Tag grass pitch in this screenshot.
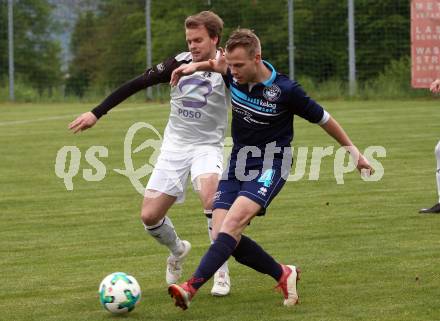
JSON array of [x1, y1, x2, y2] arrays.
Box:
[[0, 100, 439, 321]]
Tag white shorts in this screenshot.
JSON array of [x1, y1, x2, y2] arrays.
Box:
[[145, 145, 223, 203]]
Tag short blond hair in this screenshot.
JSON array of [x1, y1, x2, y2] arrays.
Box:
[[225, 28, 261, 57], [185, 11, 223, 46]]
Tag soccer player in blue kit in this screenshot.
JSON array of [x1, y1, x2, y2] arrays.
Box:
[[168, 28, 374, 310]]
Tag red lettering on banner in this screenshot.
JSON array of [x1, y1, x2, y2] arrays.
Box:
[[411, 0, 440, 87]]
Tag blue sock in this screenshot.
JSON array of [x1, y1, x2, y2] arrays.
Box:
[[232, 234, 283, 281], [190, 232, 237, 290]]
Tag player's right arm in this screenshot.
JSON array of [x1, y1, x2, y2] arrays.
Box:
[[430, 79, 440, 93], [288, 81, 373, 176], [68, 56, 186, 133]]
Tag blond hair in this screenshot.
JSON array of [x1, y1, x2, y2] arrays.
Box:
[[225, 28, 261, 57], [185, 11, 224, 46]]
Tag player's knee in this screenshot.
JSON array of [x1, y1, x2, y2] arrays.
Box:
[[211, 223, 221, 240], [199, 189, 215, 210], [202, 198, 214, 211], [221, 214, 248, 236], [435, 141, 440, 159], [220, 222, 239, 238], [211, 208, 227, 239], [140, 206, 161, 226]]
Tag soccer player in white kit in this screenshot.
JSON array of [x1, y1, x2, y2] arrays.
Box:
[[419, 78, 440, 214], [68, 11, 232, 295]]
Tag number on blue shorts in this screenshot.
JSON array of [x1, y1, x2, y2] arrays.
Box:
[[258, 169, 275, 187]]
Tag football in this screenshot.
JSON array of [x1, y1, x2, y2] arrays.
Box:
[[98, 272, 141, 314]]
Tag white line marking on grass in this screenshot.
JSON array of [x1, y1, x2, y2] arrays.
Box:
[[0, 107, 149, 126]]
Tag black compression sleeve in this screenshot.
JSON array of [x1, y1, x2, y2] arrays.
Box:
[[90, 56, 182, 119], [91, 74, 147, 119]]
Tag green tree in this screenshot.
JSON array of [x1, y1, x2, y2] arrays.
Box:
[[65, 11, 100, 97], [93, 0, 146, 89], [211, 0, 289, 73], [356, 0, 410, 81], [0, 1, 7, 83], [65, 0, 411, 97], [67, 1, 150, 94], [293, 0, 409, 83], [294, 0, 349, 82], [0, 0, 62, 95], [151, 0, 200, 62]]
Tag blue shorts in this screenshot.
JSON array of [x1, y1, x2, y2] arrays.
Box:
[[213, 155, 289, 215]]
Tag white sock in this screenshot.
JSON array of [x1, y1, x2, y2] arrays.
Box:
[[144, 216, 184, 257], [435, 141, 440, 203], [204, 209, 229, 274]]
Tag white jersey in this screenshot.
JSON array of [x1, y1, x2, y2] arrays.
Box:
[[90, 51, 229, 194], [162, 52, 228, 151], [91, 51, 228, 151]]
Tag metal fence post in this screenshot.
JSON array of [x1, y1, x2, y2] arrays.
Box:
[[348, 0, 356, 96], [145, 0, 152, 99], [288, 0, 295, 80], [8, 0, 15, 101]]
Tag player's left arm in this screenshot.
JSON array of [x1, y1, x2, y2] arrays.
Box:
[[320, 116, 374, 175]]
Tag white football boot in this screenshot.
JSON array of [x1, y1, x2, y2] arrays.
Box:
[[211, 271, 231, 296], [166, 240, 191, 285]]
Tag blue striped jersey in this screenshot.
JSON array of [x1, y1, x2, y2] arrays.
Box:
[[224, 61, 326, 149]]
